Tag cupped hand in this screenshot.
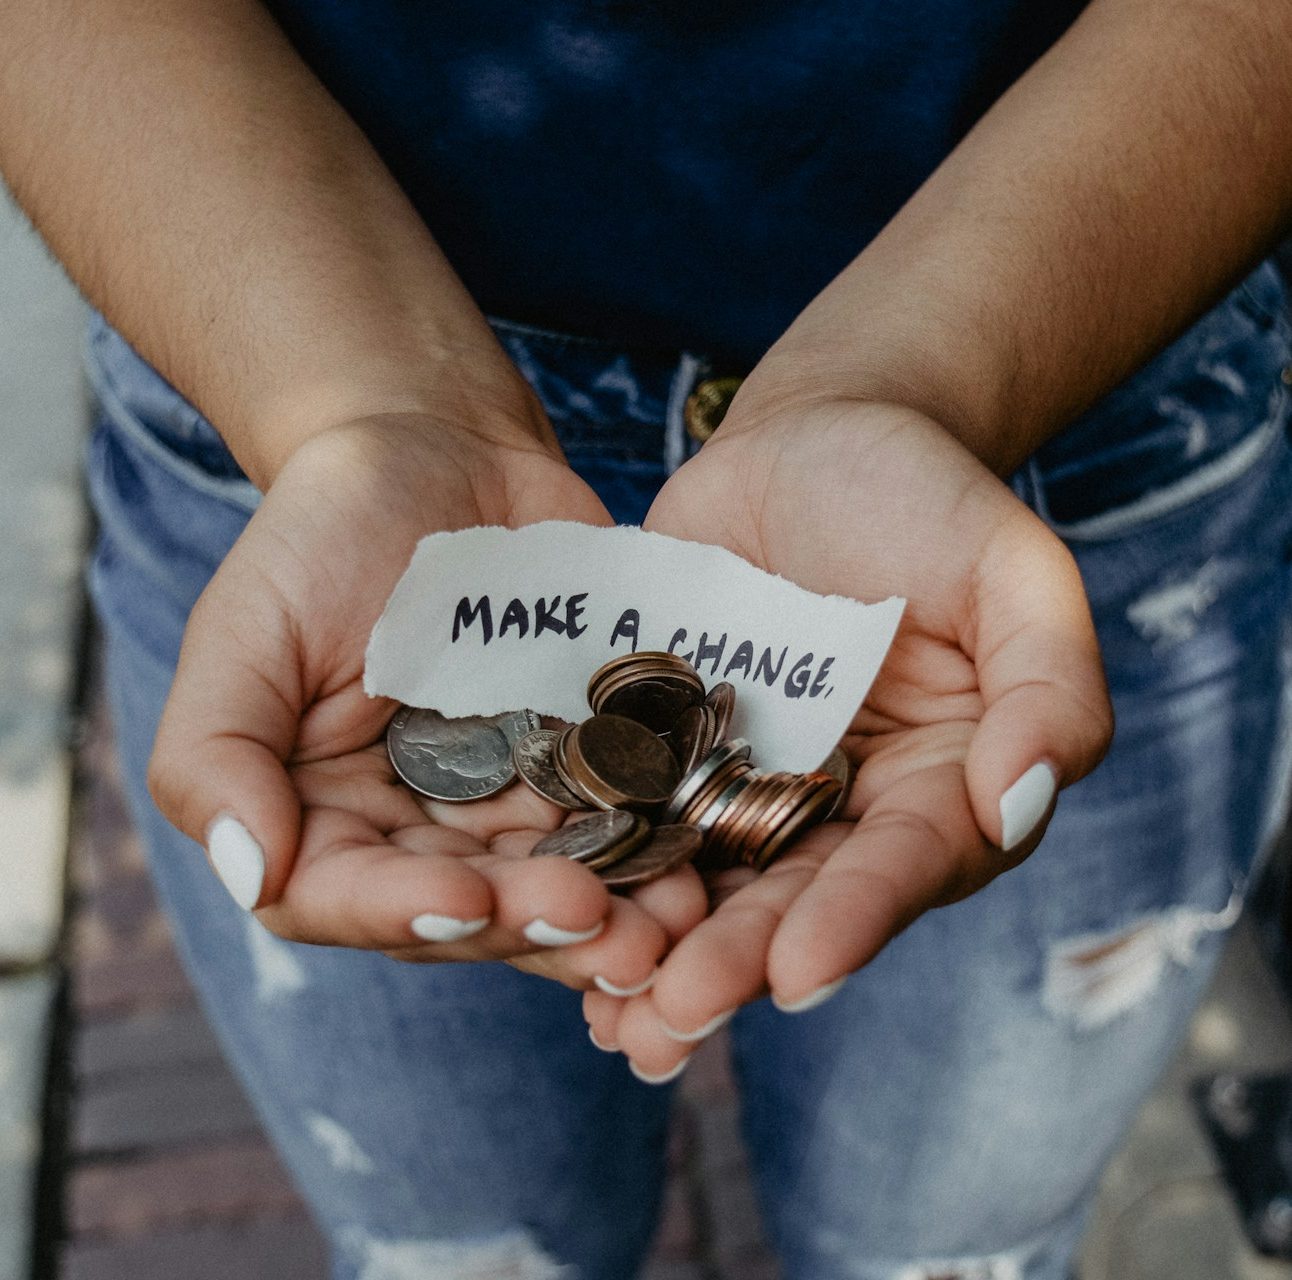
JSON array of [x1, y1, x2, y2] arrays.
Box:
[[148, 412, 707, 992], [587, 399, 1113, 1076]]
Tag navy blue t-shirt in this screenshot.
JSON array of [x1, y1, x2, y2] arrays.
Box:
[[265, 1, 1086, 366]]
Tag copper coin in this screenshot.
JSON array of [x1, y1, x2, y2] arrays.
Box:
[[513, 729, 589, 811], [530, 809, 649, 866], [587, 652, 702, 711], [599, 824, 704, 889], [705, 682, 736, 742], [566, 714, 680, 811], [752, 775, 842, 871], [597, 676, 703, 736], [671, 703, 718, 774], [551, 727, 602, 807]]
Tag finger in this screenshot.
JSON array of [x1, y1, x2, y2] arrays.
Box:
[[583, 989, 625, 1051], [259, 807, 611, 952], [510, 895, 667, 993], [640, 842, 843, 1041], [964, 508, 1113, 851], [767, 763, 982, 1006], [623, 864, 710, 945], [615, 992, 695, 1083], [149, 571, 305, 912]]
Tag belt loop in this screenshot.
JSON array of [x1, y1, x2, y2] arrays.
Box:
[[665, 351, 706, 475]]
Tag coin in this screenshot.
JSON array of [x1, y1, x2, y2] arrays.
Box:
[[530, 809, 650, 868], [705, 682, 736, 742], [387, 707, 539, 802], [671, 703, 718, 774], [513, 729, 589, 811], [564, 714, 681, 813], [751, 773, 842, 871], [819, 745, 851, 819], [663, 738, 753, 823], [599, 824, 704, 889], [597, 676, 703, 736]]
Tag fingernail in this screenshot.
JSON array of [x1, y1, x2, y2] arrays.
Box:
[[662, 1007, 735, 1043], [206, 814, 265, 911], [410, 913, 490, 943], [594, 970, 657, 998], [588, 1026, 618, 1053], [523, 918, 606, 947], [772, 976, 846, 1014], [999, 762, 1057, 851], [629, 1057, 690, 1085]]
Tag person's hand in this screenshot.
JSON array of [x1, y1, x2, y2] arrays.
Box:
[[584, 398, 1113, 1075], [148, 411, 708, 992]]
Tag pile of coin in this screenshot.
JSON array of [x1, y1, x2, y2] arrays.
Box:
[[385, 652, 849, 891]]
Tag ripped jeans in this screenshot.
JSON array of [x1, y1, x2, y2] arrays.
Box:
[[85, 261, 1292, 1280]]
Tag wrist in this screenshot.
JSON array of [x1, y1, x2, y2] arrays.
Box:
[[232, 346, 556, 490]]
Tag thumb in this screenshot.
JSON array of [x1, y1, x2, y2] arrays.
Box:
[[963, 510, 1113, 854], [148, 575, 302, 911]]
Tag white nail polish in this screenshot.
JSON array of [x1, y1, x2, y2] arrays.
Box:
[[588, 1026, 618, 1053], [772, 976, 846, 1014], [409, 913, 490, 943], [594, 970, 657, 998], [629, 1057, 690, 1085], [206, 814, 265, 911], [999, 762, 1058, 851], [662, 1007, 735, 1043], [523, 918, 606, 947]]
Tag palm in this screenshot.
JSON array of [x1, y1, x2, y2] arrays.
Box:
[[153, 415, 706, 985], [587, 402, 1110, 1066]]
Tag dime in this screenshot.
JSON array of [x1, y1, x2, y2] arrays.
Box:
[[564, 714, 681, 813], [530, 809, 649, 868], [670, 703, 718, 774], [512, 729, 589, 811], [599, 824, 704, 889], [387, 707, 539, 802], [663, 738, 753, 823], [705, 682, 736, 742]]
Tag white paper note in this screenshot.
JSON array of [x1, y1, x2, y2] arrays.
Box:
[[364, 522, 904, 772]]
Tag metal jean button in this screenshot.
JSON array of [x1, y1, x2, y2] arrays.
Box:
[[683, 376, 744, 443]]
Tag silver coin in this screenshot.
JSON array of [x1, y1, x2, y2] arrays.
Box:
[[530, 809, 647, 865], [386, 706, 540, 802], [513, 729, 588, 811], [662, 738, 752, 823]]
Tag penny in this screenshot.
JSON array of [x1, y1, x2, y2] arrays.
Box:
[[565, 714, 680, 812], [751, 774, 842, 871], [387, 706, 539, 802], [599, 824, 704, 889], [670, 703, 718, 774], [705, 682, 736, 742], [530, 809, 649, 866], [513, 729, 589, 811], [597, 676, 702, 736], [586, 652, 702, 711]]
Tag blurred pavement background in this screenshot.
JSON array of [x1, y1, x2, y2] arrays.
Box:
[[3, 182, 1292, 1280]]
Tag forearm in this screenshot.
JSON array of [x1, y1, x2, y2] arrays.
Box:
[[0, 0, 537, 487], [751, 0, 1292, 474]]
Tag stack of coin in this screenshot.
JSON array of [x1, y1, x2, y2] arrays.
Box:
[[385, 650, 852, 894], [587, 652, 706, 735]]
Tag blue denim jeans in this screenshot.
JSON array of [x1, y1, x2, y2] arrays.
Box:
[[85, 263, 1292, 1280]]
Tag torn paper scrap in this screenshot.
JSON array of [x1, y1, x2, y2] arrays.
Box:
[[364, 522, 904, 772]]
